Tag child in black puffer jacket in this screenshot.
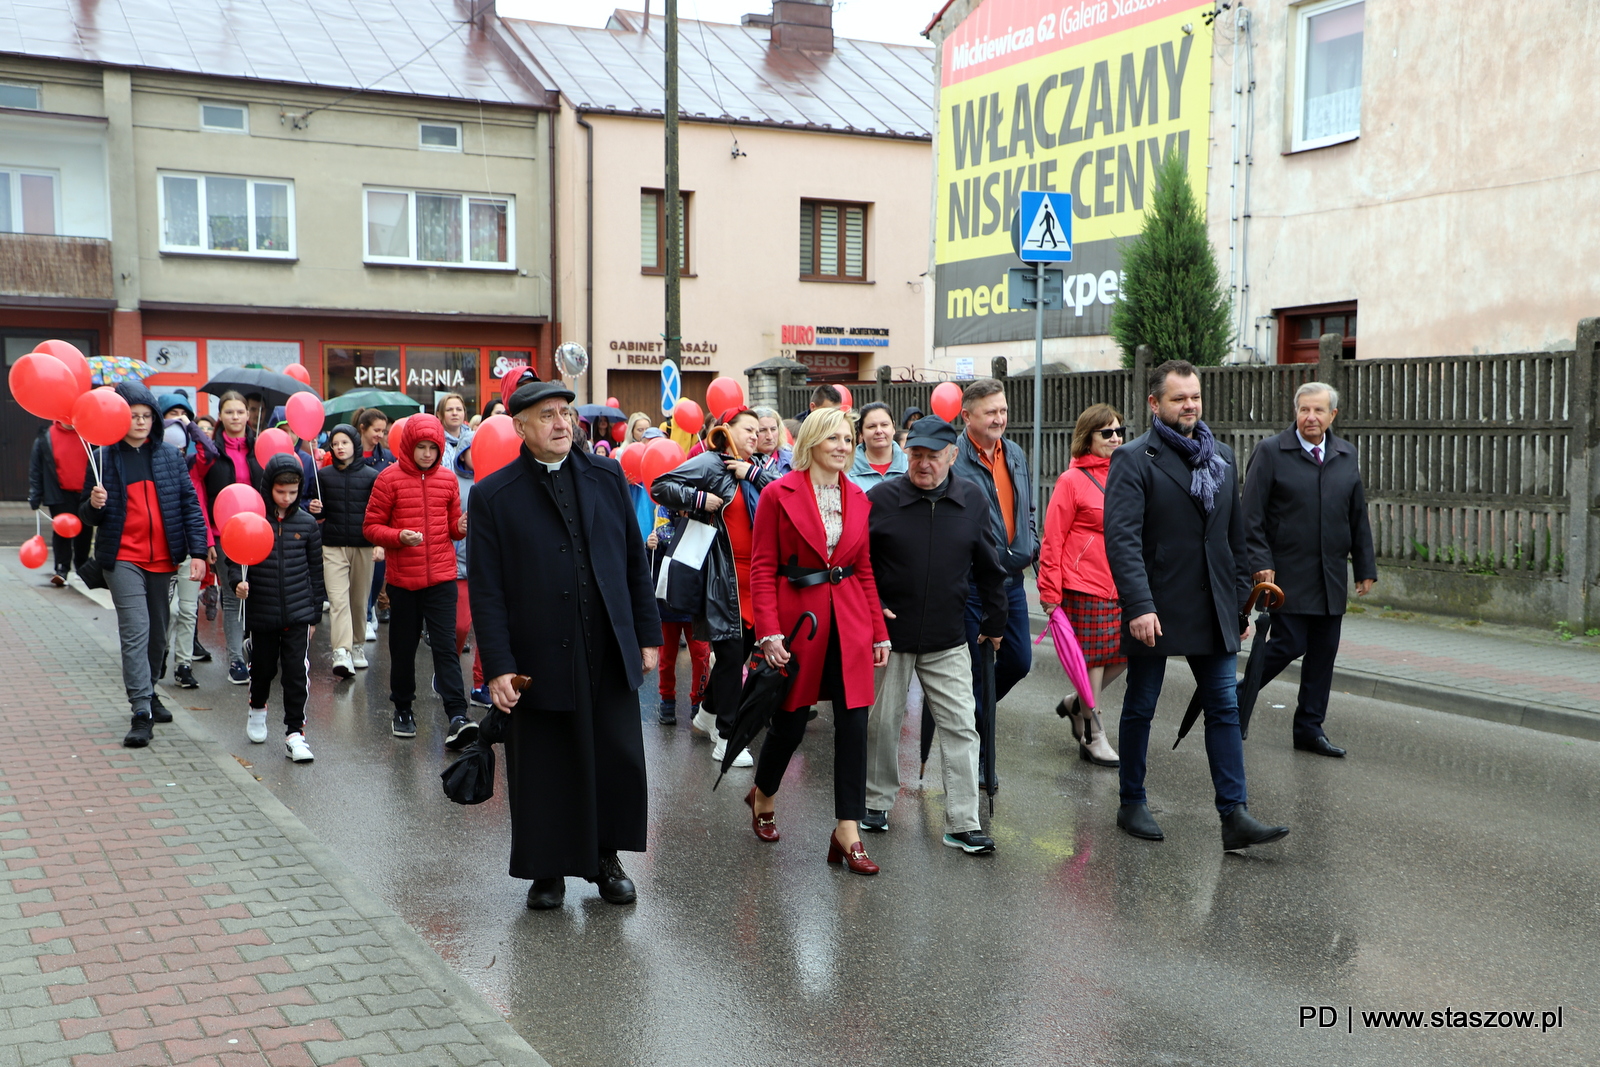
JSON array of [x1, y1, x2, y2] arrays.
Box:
[[227, 452, 325, 761]]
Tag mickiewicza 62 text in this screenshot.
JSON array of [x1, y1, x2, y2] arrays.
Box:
[[1300, 1005, 1564, 1033]]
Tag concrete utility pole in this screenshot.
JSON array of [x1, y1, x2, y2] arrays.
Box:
[[664, 0, 681, 371]]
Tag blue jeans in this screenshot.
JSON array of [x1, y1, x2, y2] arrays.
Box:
[[1119, 654, 1247, 815]]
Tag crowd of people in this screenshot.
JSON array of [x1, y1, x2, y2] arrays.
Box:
[[38, 357, 1377, 909]]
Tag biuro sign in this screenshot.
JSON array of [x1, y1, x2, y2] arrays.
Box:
[[934, 0, 1212, 346]]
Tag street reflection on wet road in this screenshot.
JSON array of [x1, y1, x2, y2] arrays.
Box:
[[169, 620, 1596, 1067]]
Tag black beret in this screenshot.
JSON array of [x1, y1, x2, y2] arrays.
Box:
[[508, 381, 576, 415]]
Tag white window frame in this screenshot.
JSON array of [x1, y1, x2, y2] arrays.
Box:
[[362, 187, 516, 270], [0, 165, 62, 234], [418, 121, 462, 152], [157, 171, 296, 259], [199, 101, 249, 134], [0, 81, 42, 110], [1290, 0, 1365, 153]]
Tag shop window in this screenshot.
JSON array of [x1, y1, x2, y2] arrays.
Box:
[[0, 82, 40, 109], [1277, 302, 1357, 363], [323, 344, 482, 418], [364, 188, 513, 268], [641, 189, 689, 274], [200, 102, 248, 133], [403, 347, 478, 415], [159, 172, 293, 257], [324, 345, 402, 399], [1292, 0, 1364, 151], [0, 167, 57, 234], [419, 122, 461, 151], [800, 200, 867, 281]]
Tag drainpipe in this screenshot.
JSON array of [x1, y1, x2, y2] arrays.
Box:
[[576, 112, 595, 401]]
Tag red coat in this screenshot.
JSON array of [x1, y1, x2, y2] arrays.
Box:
[[750, 469, 888, 712], [363, 414, 464, 590], [1038, 453, 1116, 601]]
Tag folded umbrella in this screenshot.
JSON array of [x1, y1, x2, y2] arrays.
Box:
[[713, 612, 817, 790], [1034, 607, 1096, 710], [202, 366, 318, 419], [322, 388, 423, 432], [439, 676, 526, 805], [1173, 582, 1285, 750], [977, 641, 998, 814]]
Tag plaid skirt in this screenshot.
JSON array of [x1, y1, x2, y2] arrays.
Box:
[[1062, 590, 1125, 668]]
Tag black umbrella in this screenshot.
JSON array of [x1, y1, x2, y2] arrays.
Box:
[[713, 612, 817, 790], [977, 641, 998, 814], [440, 740, 496, 805], [1173, 582, 1285, 750], [201, 367, 319, 421]]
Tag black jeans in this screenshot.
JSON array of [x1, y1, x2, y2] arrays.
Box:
[[49, 501, 91, 575], [706, 624, 755, 741], [754, 625, 868, 822], [387, 582, 467, 721], [1255, 612, 1344, 743], [248, 624, 310, 734]]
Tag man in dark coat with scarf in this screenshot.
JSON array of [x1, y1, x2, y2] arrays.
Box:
[[1241, 381, 1377, 757], [1103, 360, 1290, 852], [468, 381, 661, 910]]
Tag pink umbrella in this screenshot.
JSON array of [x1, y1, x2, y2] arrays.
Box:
[[1035, 607, 1096, 711]]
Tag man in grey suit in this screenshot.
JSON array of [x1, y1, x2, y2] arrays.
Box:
[[1241, 381, 1377, 758], [1103, 360, 1289, 851]]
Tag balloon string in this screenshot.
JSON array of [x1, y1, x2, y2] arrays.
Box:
[[78, 432, 102, 487]]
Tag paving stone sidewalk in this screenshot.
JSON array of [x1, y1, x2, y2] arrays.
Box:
[[0, 565, 548, 1067]]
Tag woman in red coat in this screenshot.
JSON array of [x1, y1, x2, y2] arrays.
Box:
[[747, 407, 891, 874], [1038, 403, 1125, 767]]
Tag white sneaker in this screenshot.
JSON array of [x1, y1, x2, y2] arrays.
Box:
[[711, 737, 754, 767], [691, 708, 718, 740], [352, 646, 368, 669], [246, 709, 268, 744], [365, 619, 378, 642], [331, 648, 354, 679], [285, 732, 314, 763]]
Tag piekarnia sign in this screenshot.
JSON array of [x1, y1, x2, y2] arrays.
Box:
[[934, 0, 1212, 346]]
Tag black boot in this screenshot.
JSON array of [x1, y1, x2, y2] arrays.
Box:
[[526, 878, 565, 910], [1220, 805, 1290, 851], [587, 852, 636, 905], [1116, 803, 1164, 841]]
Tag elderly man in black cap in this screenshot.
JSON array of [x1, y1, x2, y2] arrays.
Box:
[[468, 381, 662, 910], [860, 417, 1008, 854]]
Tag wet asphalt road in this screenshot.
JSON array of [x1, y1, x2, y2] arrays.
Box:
[[68, 596, 1598, 1067]]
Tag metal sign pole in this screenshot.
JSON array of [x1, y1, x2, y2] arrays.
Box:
[[1032, 266, 1043, 506]]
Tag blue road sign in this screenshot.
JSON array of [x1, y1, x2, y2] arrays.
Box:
[[1016, 192, 1074, 263], [660, 359, 681, 416]]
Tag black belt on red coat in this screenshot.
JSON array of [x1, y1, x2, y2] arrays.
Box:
[[779, 563, 854, 588]]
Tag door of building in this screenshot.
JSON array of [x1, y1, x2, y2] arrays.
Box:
[[607, 369, 716, 427]]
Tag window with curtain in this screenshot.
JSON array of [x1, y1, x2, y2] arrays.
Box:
[[158, 172, 295, 257], [0, 168, 58, 234], [365, 188, 514, 268], [640, 189, 689, 274], [800, 200, 867, 281], [1295, 0, 1364, 149]]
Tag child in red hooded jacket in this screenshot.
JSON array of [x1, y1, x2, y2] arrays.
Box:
[[362, 414, 475, 746]]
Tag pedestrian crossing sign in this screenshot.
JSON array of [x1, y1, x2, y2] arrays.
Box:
[[1015, 191, 1073, 263]]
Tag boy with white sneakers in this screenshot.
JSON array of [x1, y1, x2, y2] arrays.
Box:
[[228, 453, 324, 762]]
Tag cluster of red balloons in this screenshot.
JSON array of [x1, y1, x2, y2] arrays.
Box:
[[19, 512, 89, 569], [8, 340, 136, 446], [216, 483, 273, 565], [619, 437, 686, 489]]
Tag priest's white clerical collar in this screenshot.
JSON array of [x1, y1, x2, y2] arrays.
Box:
[[538, 456, 567, 473]]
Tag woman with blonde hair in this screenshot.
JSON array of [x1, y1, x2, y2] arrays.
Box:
[[746, 407, 891, 874], [621, 412, 653, 449], [1038, 403, 1126, 766]]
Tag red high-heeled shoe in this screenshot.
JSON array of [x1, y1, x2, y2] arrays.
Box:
[[744, 788, 778, 842], [827, 832, 879, 875]]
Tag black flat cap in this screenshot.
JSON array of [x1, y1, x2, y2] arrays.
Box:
[[509, 380, 576, 415], [904, 415, 958, 451]]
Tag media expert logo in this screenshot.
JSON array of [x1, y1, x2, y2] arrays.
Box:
[[946, 268, 1124, 322]]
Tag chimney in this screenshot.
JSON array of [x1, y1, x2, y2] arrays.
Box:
[[769, 0, 833, 53]]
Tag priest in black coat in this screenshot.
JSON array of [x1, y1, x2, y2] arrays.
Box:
[[468, 381, 661, 910]]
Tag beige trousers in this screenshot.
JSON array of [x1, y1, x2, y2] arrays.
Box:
[[865, 645, 981, 834], [323, 545, 374, 655]]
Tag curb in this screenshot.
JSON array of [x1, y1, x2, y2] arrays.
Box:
[[43, 571, 552, 1067]]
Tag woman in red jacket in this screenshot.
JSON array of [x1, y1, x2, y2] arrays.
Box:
[[747, 407, 891, 875], [363, 414, 472, 747], [1038, 403, 1125, 767]]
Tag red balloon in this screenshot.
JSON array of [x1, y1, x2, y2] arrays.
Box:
[[222, 512, 274, 566], [470, 414, 522, 479], [19, 535, 48, 569], [673, 398, 704, 435], [254, 427, 295, 467], [836, 385, 853, 413], [387, 415, 410, 454], [606, 396, 620, 409], [705, 376, 744, 416], [32, 340, 93, 397], [51, 512, 82, 538], [611, 422, 626, 443], [214, 483, 266, 530], [931, 381, 963, 422], [9, 352, 78, 422], [283, 364, 311, 385], [71, 387, 132, 446], [618, 443, 645, 484], [641, 437, 686, 488], [285, 391, 324, 441]]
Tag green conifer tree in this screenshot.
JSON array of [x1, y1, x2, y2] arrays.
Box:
[[1109, 149, 1233, 367]]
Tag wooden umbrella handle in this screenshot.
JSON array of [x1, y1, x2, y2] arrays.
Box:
[[511, 674, 532, 692], [1244, 581, 1285, 614]]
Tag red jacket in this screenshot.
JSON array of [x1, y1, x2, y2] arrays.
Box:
[[1038, 453, 1116, 602], [750, 470, 888, 712], [363, 414, 464, 590]]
